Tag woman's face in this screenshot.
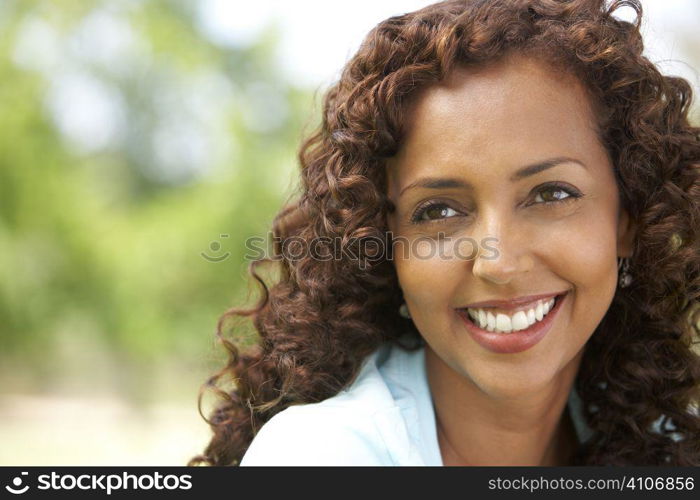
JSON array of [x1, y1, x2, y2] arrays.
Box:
[[386, 54, 635, 398]]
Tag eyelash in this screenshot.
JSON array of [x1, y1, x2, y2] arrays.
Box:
[[409, 182, 583, 224]]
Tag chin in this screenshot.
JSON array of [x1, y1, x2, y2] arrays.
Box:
[[456, 356, 562, 398], [482, 375, 554, 400]]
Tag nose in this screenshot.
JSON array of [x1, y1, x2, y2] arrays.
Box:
[[471, 211, 534, 285]]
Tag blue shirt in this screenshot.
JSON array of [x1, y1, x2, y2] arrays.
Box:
[[240, 340, 595, 465]]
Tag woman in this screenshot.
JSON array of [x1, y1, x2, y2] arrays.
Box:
[[190, 0, 700, 466]]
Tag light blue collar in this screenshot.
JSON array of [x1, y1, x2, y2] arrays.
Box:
[[393, 342, 595, 464]]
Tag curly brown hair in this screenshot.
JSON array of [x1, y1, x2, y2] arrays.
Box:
[[189, 0, 700, 466]]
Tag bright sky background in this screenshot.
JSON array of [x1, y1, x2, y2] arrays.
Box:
[[196, 0, 700, 91]]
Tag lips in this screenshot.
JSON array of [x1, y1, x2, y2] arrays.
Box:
[[460, 291, 567, 310], [456, 291, 569, 354], [463, 296, 558, 333]]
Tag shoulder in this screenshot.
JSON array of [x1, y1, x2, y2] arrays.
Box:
[[239, 403, 395, 466], [240, 342, 422, 466]]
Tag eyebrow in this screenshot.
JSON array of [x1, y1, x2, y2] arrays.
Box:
[[398, 156, 586, 197]]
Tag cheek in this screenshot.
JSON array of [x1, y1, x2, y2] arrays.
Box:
[[542, 209, 619, 292], [394, 238, 463, 315], [538, 208, 620, 347]]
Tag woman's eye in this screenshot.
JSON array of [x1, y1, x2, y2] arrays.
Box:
[[411, 203, 460, 223], [533, 184, 579, 204]]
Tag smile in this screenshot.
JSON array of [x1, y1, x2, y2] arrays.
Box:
[[462, 295, 561, 333], [456, 292, 569, 354]]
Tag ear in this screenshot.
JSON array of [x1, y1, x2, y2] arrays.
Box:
[[616, 208, 636, 258]]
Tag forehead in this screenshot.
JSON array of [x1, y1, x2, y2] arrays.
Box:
[[387, 54, 605, 187]]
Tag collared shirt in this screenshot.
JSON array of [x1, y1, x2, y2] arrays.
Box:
[[241, 340, 599, 465]]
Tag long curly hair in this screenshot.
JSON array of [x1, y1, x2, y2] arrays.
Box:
[[189, 0, 700, 466]]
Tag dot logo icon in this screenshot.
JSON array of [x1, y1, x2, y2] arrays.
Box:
[[5, 472, 29, 494], [201, 234, 231, 262]]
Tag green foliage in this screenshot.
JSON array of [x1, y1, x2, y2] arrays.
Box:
[[0, 0, 316, 397]]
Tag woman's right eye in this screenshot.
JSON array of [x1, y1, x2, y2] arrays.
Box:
[[411, 202, 461, 224]]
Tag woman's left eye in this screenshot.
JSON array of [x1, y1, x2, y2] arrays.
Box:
[[532, 183, 581, 204]]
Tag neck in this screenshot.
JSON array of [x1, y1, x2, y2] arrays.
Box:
[[427, 346, 583, 466]]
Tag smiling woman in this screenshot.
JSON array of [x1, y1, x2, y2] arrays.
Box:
[[190, 0, 700, 466], [385, 54, 637, 464]]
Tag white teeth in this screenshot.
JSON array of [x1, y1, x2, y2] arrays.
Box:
[[486, 311, 496, 331], [527, 308, 536, 326], [495, 313, 512, 333], [543, 298, 553, 314], [465, 296, 560, 334], [478, 309, 487, 329], [535, 301, 543, 321], [511, 311, 529, 331]]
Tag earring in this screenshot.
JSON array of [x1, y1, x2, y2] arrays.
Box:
[[399, 302, 411, 319], [618, 257, 633, 288]]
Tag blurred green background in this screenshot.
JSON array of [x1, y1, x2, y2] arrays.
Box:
[[0, 0, 697, 465]]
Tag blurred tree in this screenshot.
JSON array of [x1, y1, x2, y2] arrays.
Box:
[[0, 0, 316, 401]]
